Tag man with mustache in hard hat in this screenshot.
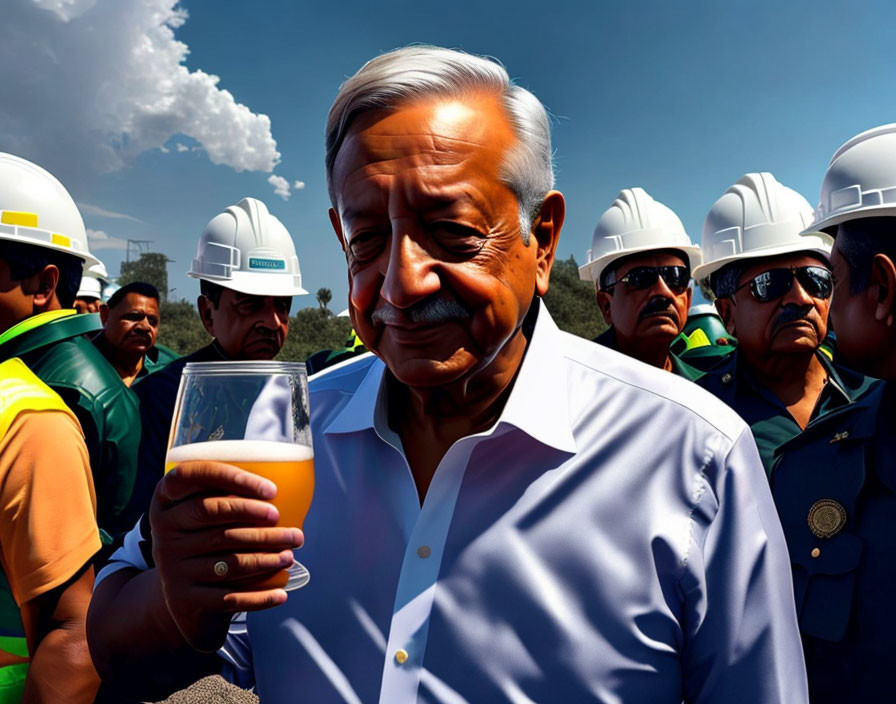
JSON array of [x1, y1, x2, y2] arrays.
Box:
[[693, 172, 875, 476]]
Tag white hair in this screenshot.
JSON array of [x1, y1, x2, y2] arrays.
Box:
[[325, 45, 555, 243]]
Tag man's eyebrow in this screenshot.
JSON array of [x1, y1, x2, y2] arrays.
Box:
[[341, 192, 477, 223]]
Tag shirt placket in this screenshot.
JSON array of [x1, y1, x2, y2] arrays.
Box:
[[378, 437, 478, 703]]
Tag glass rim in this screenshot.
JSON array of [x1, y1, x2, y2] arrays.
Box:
[[182, 360, 307, 376]]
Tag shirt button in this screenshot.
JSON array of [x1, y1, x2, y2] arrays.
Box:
[[721, 373, 733, 384], [811, 548, 821, 558], [394, 649, 409, 665], [417, 545, 431, 558]]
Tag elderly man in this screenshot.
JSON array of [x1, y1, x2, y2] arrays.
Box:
[[118, 197, 307, 530], [692, 172, 874, 475], [770, 124, 896, 703], [579, 187, 704, 376], [88, 47, 806, 703], [93, 281, 177, 387]]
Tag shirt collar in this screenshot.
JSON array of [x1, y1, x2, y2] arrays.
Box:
[[321, 355, 386, 435], [321, 300, 577, 455]]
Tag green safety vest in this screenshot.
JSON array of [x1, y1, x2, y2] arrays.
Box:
[[0, 358, 79, 703], [0, 310, 140, 543]]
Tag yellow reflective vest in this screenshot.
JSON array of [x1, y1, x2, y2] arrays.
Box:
[[0, 358, 77, 703]]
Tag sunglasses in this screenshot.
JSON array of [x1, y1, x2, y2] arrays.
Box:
[[602, 265, 690, 295], [732, 265, 833, 303]]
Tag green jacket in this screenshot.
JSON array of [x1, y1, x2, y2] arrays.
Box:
[[0, 310, 140, 541], [139, 343, 179, 378]]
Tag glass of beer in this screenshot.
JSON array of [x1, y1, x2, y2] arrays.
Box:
[[165, 361, 313, 591]]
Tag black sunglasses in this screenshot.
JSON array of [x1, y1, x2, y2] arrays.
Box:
[[732, 265, 833, 303], [602, 265, 690, 295]]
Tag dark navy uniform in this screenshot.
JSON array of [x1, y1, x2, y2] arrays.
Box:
[[771, 381, 894, 702], [695, 350, 874, 475]]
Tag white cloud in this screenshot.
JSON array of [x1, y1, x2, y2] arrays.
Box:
[[77, 202, 143, 222], [293, 181, 306, 190], [0, 0, 280, 184], [268, 174, 291, 201], [175, 143, 189, 152], [87, 228, 128, 251]]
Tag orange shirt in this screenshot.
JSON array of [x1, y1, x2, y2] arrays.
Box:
[[0, 411, 100, 606]]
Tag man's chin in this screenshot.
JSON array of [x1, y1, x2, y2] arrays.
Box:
[[241, 342, 282, 360], [636, 317, 682, 340], [381, 352, 473, 389]]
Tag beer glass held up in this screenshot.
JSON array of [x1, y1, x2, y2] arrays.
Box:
[[165, 361, 314, 590]]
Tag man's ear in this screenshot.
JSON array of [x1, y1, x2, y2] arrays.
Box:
[[329, 208, 347, 254], [714, 297, 736, 336], [596, 288, 613, 326], [28, 265, 59, 311], [99, 303, 109, 325], [196, 295, 216, 336], [531, 191, 565, 297], [871, 253, 896, 327]]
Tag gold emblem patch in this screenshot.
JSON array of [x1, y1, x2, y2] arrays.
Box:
[[808, 499, 847, 539]]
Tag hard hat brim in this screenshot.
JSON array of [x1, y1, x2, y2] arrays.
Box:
[[803, 204, 896, 236], [190, 272, 308, 298], [0, 231, 101, 269], [691, 234, 833, 284], [579, 244, 703, 285]]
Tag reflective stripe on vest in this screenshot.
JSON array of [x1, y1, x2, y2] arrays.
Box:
[[0, 310, 77, 349], [0, 358, 76, 702]]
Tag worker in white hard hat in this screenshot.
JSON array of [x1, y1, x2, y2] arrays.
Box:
[[0, 152, 141, 544], [579, 188, 705, 377], [770, 124, 896, 703], [692, 172, 875, 476], [123, 197, 308, 529], [74, 261, 110, 314], [0, 153, 139, 702]]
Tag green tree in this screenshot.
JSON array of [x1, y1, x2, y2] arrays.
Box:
[[119, 253, 170, 302], [279, 308, 354, 362], [316, 287, 332, 315], [543, 255, 607, 340], [157, 300, 210, 354]]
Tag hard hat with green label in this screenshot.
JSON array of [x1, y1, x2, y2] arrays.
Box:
[[0, 152, 100, 269], [188, 197, 308, 297], [805, 123, 896, 233], [578, 187, 702, 285]]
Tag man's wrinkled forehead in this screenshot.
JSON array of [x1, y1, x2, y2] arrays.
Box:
[[330, 95, 516, 209]]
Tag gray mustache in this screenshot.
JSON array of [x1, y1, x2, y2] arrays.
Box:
[[372, 296, 470, 325]]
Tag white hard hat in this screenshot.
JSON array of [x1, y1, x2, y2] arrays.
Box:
[[0, 152, 99, 269], [578, 188, 702, 285], [806, 124, 896, 233], [188, 197, 307, 297], [76, 260, 109, 299], [692, 172, 833, 283], [76, 276, 103, 300]]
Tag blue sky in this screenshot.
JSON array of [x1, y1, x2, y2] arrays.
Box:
[[3, 0, 894, 310]]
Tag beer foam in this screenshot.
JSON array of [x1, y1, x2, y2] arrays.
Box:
[[166, 439, 313, 463]]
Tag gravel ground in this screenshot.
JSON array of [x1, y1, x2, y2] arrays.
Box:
[[150, 675, 258, 704]]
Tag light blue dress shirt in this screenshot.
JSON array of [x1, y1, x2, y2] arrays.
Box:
[[103, 303, 808, 703]]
